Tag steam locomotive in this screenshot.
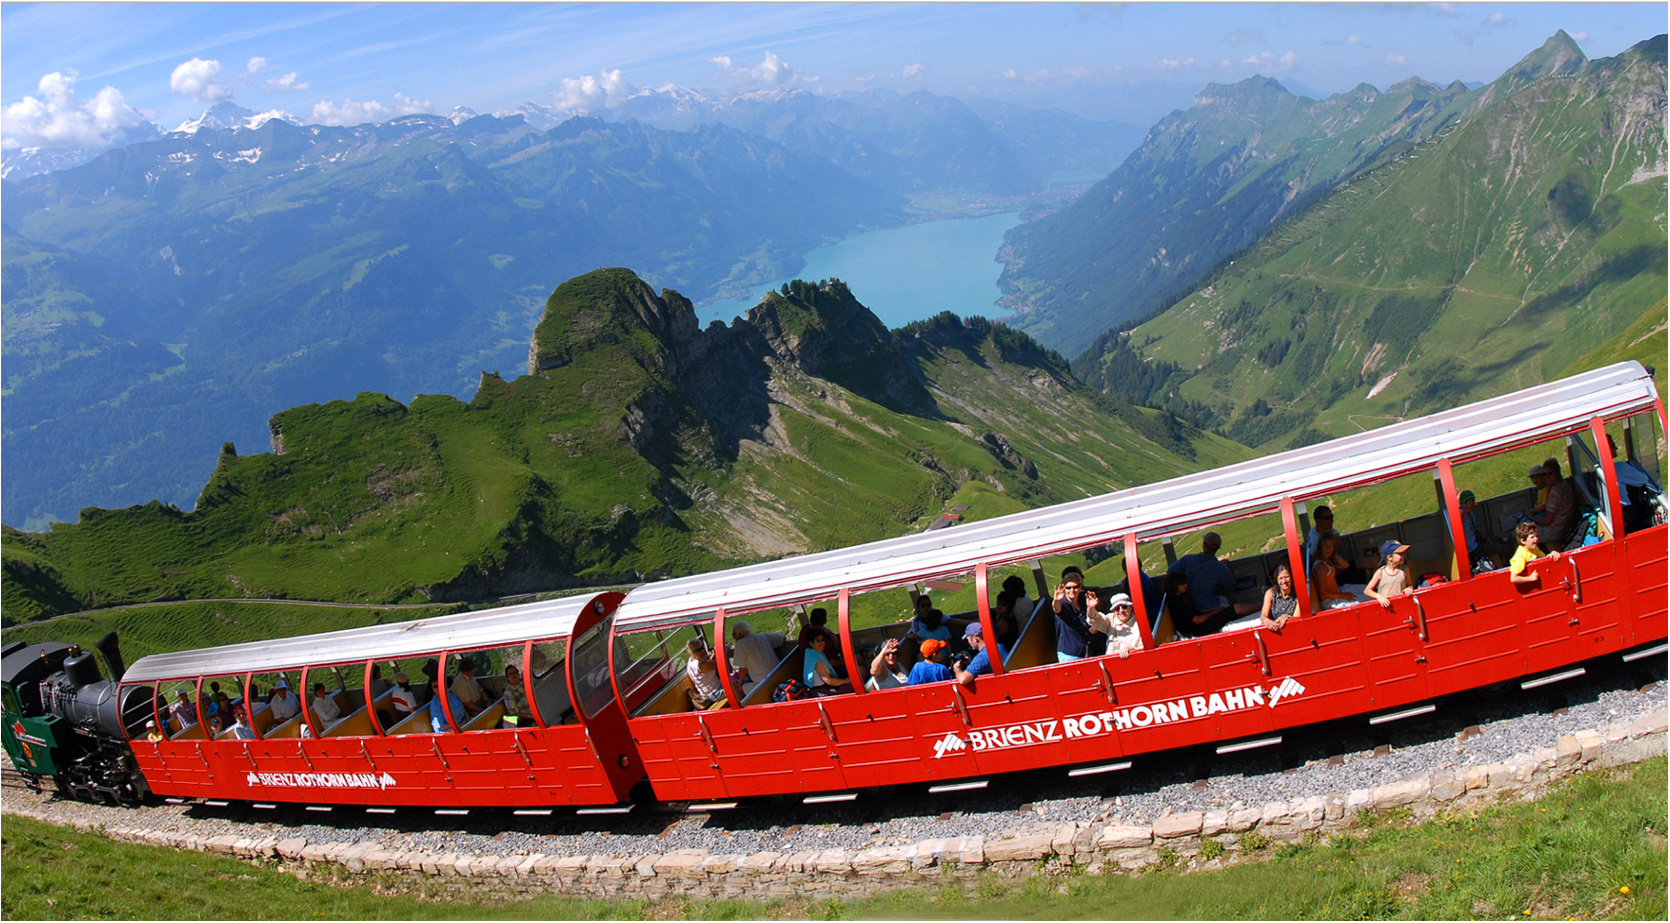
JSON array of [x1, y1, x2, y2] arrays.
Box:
[[2, 634, 153, 803]]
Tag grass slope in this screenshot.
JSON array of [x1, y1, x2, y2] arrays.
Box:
[[3, 270, 1236, 625], [4, 757, 1661, 920], [1101, 35, 1665, 452]]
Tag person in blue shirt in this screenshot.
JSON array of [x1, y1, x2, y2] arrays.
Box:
[[907, 638, 954, 685], [428, 684, 469, 732], [955, 623, 1009, 688], [802, 629, 851, 697], [1051, 567, 1099, 662]]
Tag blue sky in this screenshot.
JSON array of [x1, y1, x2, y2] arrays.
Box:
[[4, 2, 1665, 150]]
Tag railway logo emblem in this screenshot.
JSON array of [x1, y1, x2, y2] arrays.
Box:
[[930, 678, 1309, 758], [932, 732, 967, 758], [244, 771, 397, 790]]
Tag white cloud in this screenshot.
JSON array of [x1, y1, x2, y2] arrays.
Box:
[[1486, 12, 1513, 26], [1159, 57, 1195, 70], [1225, 29, 1263, 47], [1571, 31, 1589, 41], [245, 57, 268, 75], [552, 69, 637, 112], [2, 70, 145, 150], [901, 63, 926, 79], [1002, 68, 1018, 80], [309, 93, 431, 126], [709, 51, 806, 90], [1240, 51, 1297, 71], [265, 72, 310, 92], [171, 57, 236, 102], [1348, 35, 1363, 45], [1386, 53, 1409, 65]]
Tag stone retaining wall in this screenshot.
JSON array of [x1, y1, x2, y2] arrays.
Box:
[[10, 708, 1665, 901]]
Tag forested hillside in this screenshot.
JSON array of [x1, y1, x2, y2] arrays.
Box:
[[1, 269, 1243, 623]]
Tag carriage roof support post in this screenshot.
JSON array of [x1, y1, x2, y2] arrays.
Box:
[[1280, 497, 1313, 620], [436, 651, 460, 733], [1122, 534, 1156, 652], [521, 639, 547, 727], [837, 589, 867, 692], [1028, 560, 1047, 599], [1436, 458, 1470, 581], [1590, 416, 1627, 535], [713, 610, 742, 708], [363, 660, 384, 736], [974, 564, 1004, 675], [297, 666, 312, 736]]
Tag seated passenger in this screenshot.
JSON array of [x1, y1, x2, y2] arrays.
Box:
[[731, 620, 786, 695], [685, 640, 727, 709], [1608, 435, 1659, 532], [1306, 507, 1377, 581], [1364, 541, 1414, 610], [267, 684, 300, 723], [907, 638, 953, 685], [1164, 572, 1241, 638], [206, 714, 226, 736], [797, 607, 832, 648], [213, 692, 234, 722], [1051, 566, 1101, 661], [908, 596, 953, 642], [867, 638, 908, 691], [1001, 575, 1036, 621], [1312, 532, 1362, 611], [1259, 561, 1300, 632], [502, 664, 533, 726], [991, 593, 1019, 649], [428, 685, 468, 733], [170, 692, 198, 729], [954, 623, 1010, 687], [229, 707, 256, 740], [1509, 521, 1563, 586], [390, 672, 418, 718], [146, 719, 163, 743], [1102, 593, 1144, 659], [368, 665, 390, 699], [803, 629, 851, 696], [1447, 489, 1508, 572], [309, 683, 342, 725], [1111, 555, 1162, 631], [1168, 532, 1260, 619], [451, 657, 489, 717], [1529, 459, 1576, 550]]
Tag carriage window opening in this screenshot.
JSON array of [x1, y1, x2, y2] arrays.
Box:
[[248, 670, 301, 738], [375, 656, 437, 735], [569, 625, 616, 720], [201, 674, 248, 740], [1615, 411, 1666, 534]]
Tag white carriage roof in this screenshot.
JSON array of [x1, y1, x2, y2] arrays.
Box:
[[615, 361, 1660, 633], [122, 592, 612, 683]]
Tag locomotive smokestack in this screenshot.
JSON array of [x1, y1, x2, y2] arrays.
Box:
[[95, 631, 127, 682]]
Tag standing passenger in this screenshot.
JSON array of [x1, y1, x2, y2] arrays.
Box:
[[1364, 541, 1413, 609], [1051, 568, 1100, 661]]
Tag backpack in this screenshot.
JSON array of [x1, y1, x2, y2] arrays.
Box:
[[773, 679, 809, 703]]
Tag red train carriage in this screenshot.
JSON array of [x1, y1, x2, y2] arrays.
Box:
[[609, 361, 1667, 803], [118, 592, 643, 808]]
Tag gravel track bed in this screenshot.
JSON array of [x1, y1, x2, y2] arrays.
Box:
[[9, 656, 1664, 864]]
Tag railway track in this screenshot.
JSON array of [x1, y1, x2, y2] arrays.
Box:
[[8, 647, 1661, 858]]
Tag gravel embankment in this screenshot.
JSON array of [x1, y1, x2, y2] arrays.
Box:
[[8, 657, 1664, 862]]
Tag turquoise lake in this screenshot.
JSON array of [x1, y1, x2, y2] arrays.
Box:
[[698, 212, 1022, 329]]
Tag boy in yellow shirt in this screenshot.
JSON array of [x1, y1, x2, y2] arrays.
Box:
[[1509, 521, 1562, 585]]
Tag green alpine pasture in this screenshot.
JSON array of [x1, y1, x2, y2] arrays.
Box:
[[4, 756, 1662, 920], [2, 269, 1239, 626], [1095, 35, 1665, 454]]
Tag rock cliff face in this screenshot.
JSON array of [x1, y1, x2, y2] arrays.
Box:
[[525, 269, 935, 467]]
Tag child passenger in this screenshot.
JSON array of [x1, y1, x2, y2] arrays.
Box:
[[1364, 540, 1414, 610], [1509, 521, 1562, 585]]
